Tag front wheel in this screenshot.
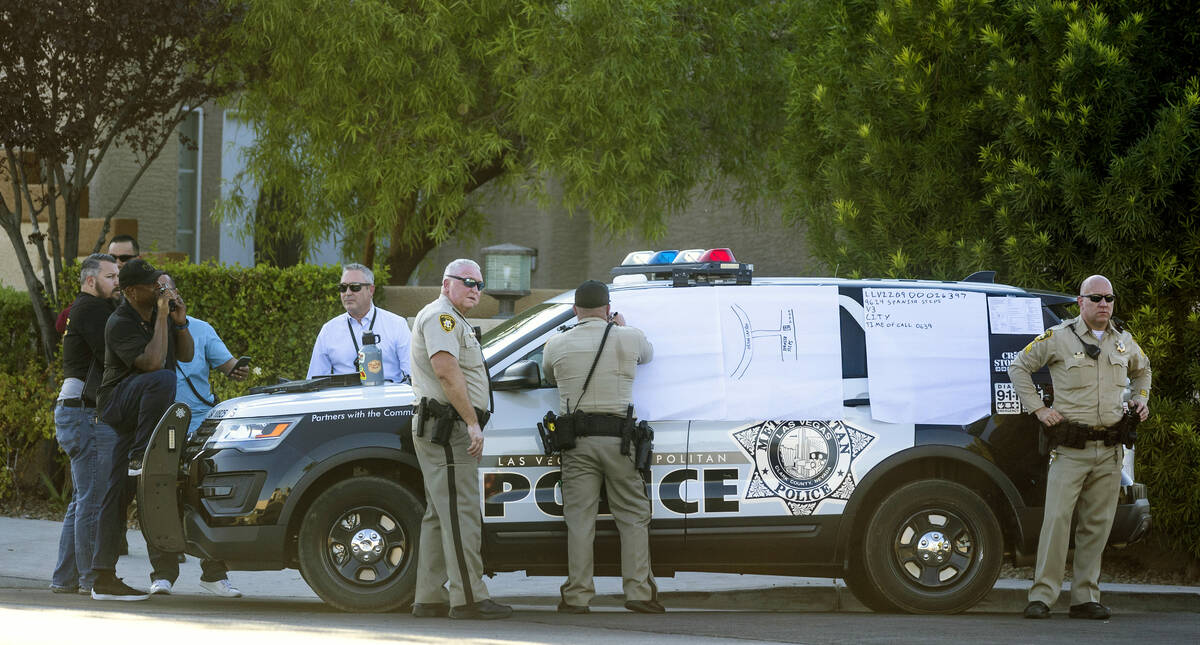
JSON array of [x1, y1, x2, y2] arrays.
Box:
[[297, 476, 423, 612], [855, 479, 1002, 614]]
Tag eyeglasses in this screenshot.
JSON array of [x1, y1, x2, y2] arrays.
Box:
[[338, 282, 371, 293], [115, 254, 138, 263], [1083, 294, 1115, 303], [447, 275, 484, 290]]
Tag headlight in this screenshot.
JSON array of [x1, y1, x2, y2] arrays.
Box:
[[207, 416, 302, 452]]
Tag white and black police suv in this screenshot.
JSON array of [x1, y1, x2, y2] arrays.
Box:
[[138, 249, 1151, 614]]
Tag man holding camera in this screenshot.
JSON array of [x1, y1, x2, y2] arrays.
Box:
[[90, 259, 193, 601], [408, 259, 510, 620], [1009, 274, 1151, 620], [139, 273, 245, 598], [542, 280, 660, 614]]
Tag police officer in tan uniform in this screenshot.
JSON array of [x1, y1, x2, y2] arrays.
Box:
[[1009, 275, 1151, 620], [408, 259, 511, 620], [542, 280, 663, 614]]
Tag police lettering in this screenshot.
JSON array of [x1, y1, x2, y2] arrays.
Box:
[[485, 467, 740, 517]]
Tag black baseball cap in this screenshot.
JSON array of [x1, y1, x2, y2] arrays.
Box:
[[118, 258, 163, 288], [574, 280, 609, 308]]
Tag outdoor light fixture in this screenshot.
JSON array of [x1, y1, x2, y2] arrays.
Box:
[[481, 243, 536, 318]]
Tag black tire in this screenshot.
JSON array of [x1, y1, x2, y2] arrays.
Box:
[[858, 480, 1003, 614], [297, 476, 423, 612]]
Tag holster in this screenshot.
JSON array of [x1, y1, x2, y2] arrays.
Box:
[[538, 410, 578, 454], [418, 397, 491, 446], [1112, 409, 1140, 448]]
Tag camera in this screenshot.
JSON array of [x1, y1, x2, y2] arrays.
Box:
[[168, 299, 178, 313]]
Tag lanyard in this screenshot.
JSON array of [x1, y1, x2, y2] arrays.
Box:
[[346, 308, 378, 353]]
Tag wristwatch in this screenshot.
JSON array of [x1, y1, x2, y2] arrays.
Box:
[[173, 319, 190, 330]]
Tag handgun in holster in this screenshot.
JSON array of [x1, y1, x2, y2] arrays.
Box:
[[420, 398, 492, 447], [1111, 408, 1140, 448]]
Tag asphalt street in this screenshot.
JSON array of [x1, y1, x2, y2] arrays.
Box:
[[1, 516, 1196, 644]]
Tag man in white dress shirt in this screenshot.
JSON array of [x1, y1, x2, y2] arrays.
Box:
[[308, 263, 412, 382]]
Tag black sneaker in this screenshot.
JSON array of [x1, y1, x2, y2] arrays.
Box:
[[91, 574, 149, 601], [449, 599, 513, 620]]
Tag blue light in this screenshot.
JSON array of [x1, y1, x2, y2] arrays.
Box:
[[647, 250, 678, 265]]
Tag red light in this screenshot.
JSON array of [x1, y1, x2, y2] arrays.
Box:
[[699, 248, 735, 263]]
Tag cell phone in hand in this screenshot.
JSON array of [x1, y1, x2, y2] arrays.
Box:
[[232, 356, 252, 371]]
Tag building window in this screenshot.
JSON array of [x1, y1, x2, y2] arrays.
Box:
[[177, 109, 203, 259]]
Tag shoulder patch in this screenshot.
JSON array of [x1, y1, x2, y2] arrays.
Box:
[[438, 314, 455, 332], [1034, 329, 1052, 342]]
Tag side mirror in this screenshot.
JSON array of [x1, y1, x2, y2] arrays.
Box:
[[492, 359, 542, 391]]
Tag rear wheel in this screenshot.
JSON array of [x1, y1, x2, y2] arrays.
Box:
[[855, 480, 1002, 614], [297, 476, 422, 612]]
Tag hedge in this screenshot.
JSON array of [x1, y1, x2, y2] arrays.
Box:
[[0, 260, 383, 501], [1, 263, 1197, 560]]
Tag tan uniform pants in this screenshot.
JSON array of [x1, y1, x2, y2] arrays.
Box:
[[1028, 440, 1123, 606], [412, 416, 490, 607], [560, 436, 655, 606]]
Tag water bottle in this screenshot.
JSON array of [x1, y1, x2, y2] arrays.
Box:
[[358, 332, 384, 386]]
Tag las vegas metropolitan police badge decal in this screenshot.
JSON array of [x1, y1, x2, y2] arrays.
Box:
[[733, 420, 875, 516]]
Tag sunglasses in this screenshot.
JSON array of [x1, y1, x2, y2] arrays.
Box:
[[115, 254, 138, 263], [1083, 294, 1115, 303], [338, 282, 371, 293], [447, 275, 484, 290]]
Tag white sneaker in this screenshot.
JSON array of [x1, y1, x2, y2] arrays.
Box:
[[148, 579, 173, 595], [199, 579, 242, 598]]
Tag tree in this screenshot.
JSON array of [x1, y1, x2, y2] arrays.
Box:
[[0, 0, 238, 364], [219, 0, 791, 282], [775, 0, 1200, 557]]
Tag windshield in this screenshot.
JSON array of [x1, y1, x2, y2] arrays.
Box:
[[481, 302, 573, 362]]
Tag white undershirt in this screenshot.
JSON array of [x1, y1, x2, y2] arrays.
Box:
[[1092, 329, 1104, 341]]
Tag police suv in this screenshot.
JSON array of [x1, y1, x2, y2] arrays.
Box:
[[138, 250, 1152, 614]]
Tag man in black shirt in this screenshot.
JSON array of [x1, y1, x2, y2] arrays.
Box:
[[90, 259, 193, 601], [50, 254, 119, 594]]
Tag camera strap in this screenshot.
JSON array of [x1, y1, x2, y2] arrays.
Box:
[[176, 362, 217, 408], [570, 321, 615, 415]]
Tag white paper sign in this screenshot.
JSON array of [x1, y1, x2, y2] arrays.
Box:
[[988, 297, 1043, 335], [863, 288, 990, 424], [611, 285, 843, 421]]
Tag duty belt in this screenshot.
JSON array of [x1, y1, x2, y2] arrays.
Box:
[[574, 413, 626, 438], [1066, 423, 1112, 441]]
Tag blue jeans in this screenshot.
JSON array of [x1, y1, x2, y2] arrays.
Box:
[[93, 370, 176, 573], [51, 404, 117, 590]]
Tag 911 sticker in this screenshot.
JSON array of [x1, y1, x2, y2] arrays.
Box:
[[994, 382, 1044, 414], [994, 382, 1022, 414]]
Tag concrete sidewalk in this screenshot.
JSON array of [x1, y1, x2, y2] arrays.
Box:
[[2, 515, 1196, 613]]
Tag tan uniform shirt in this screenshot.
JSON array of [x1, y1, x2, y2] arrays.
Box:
[[543, 316, 653, 416], [409, 295, 490, 411], [1008, 316, 1151, 428]]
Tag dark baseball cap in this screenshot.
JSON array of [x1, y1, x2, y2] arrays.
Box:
[[118, 258, 163, 288], [574, 280, 609, 308]]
